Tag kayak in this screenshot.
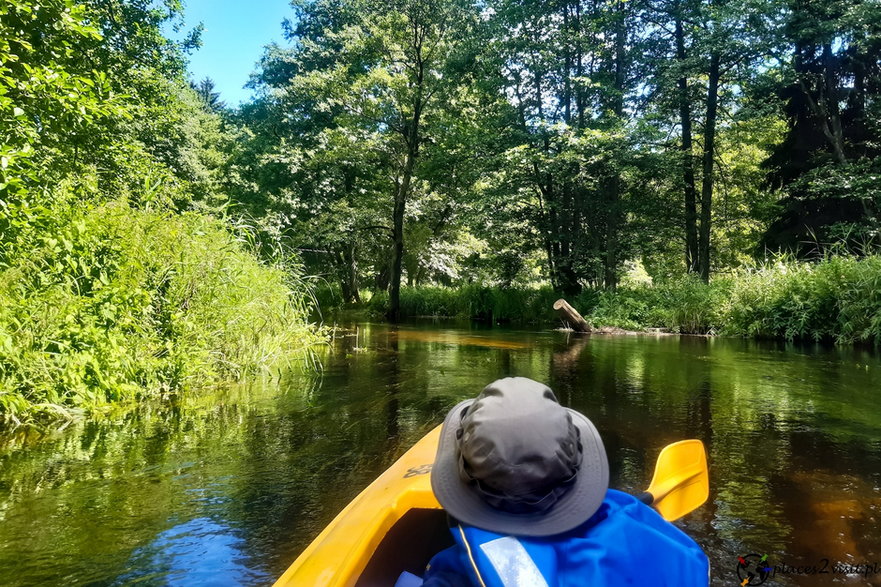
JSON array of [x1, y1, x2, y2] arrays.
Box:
[[273, 425, 708, 586], [273, 425, 448, 586]]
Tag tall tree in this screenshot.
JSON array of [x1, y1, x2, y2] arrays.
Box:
[[485, 0, 646, 292], [674, 6, 701, 274], [761, 0, 881, 254], [698, 49, 721, 282], [234, 0, 483, 313], [640, 0, 776, 280], [191, 77, 226, 112]]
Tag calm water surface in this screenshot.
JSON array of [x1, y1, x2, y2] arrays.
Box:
[[1, 322, 880, 586]]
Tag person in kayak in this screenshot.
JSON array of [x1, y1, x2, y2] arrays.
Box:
[[401, 376, 709, 587]]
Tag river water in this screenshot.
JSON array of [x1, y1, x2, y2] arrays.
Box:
[[1, 322, 880, 586]]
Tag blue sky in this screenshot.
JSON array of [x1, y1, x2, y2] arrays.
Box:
[[177, 0, 295, 106]]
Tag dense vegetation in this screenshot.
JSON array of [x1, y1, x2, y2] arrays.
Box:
[[0, 0, 320, 424], [345, 254, 881, 345], [2, 0, 880, 418], [227, 0, 881, 323]]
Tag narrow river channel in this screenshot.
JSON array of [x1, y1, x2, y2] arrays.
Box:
[[1, 322, 880, 586]]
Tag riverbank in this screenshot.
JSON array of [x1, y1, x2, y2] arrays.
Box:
[[318, 255, 881, 345], [0, 198, 323, 425]]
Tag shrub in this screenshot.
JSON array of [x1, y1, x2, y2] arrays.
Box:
[[726, 255, 881, 344], [319, 254, 881, 346], [0, 196, 322, 424]]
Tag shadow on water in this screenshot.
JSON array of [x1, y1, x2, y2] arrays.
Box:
[[0, 321, 880, 585]]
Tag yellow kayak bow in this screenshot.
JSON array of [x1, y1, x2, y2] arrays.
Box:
[[274, 426, 708, 586]]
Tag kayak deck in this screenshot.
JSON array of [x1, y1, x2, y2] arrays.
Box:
[[274, 426, 452, 586], [356, 508, 452, 586], [274, 423, 710, 586]]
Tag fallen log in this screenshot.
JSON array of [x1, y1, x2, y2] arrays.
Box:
[[553, 298, 592, 333]]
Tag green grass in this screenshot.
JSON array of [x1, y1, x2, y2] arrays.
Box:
[[587, 276, 731, 334], [351, 279, 724, 333], [725, 255, 881, 344], [344, 255, 881, 344], [0, 197, 323, 424]]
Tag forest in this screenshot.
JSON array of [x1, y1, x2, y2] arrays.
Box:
[[233, 0, 881, 331], [1, 0, 881, 420]]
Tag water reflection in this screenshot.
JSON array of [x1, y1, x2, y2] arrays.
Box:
[[118, 517, 271, 586], [0, 322, 879, 586]]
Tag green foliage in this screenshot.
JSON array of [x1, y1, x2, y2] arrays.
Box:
[[582, 256, 881, 342], [0, 191, 321, 424], [588, 277, 732, 334], [3, 0, 879, 430], [726, 255, 881, 344], [191, 77, 226, 112], [760, 0, 881, 255], [363, 285, 562, 323], [214, 0, 881, 312], [0, 0, 117, 208], [0, 0, 310, 425], [0, 0, 229, 214], [761, 158, 881, 255], [230, 0, 812, 295], [350, 255, 881, 345], [230, 0, 506, 306]]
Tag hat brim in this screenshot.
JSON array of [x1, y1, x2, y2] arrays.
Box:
[[430, 399, 609, 537]]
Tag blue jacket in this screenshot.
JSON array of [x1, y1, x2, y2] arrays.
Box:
[[421, 489, 709, 586]]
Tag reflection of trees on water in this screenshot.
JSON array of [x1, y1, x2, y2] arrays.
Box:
[[677, 338, 722, 567], [386, 327, 400, 441], [544, 331, 881, 585], [550, 332, 590, 406], [2, 324, 881, 585], [0, 380, 313, 583]]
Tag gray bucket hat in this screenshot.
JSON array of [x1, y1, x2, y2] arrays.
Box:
[[431, 377, 609, 537]]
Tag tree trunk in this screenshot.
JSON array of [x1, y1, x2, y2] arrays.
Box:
[[345, 240, 360, 304], [563, 4, 572, 124], [333, 249, 353, 304], [387, 15, 428, 322], [536, 186, 558, 290], [376, 268, 390, 293], [554, 298, 592, 332], [676, 15, 699, 274], [560, 183, 581, 295], [603, 0, 627, 291], [822, 43, 846, 164], [387, 21, 426, 322], [795, 44, 847, 164], [388, 152, 415, 322], [698, 52, 720, 283], [574, 0, 585, 128], [604, 175, 620, 291]]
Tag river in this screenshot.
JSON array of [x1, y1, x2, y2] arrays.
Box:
[[1, 321, 879, 586]]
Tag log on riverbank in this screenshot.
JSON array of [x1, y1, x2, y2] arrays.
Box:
[[553, 299, 593, 332]]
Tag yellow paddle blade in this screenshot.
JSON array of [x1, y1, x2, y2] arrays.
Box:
[[645, 439, 709, 521]]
